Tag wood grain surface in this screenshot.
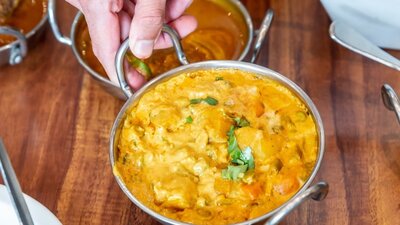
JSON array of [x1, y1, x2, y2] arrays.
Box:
[[1, 0, 399, 224]]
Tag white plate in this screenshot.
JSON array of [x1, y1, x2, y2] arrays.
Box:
[[0, 185, 62, 225], [321, 0, 400, 50]]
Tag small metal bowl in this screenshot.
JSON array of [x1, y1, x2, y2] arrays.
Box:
[[48, 0, 255, 100], [109, 29, 329, 225], [0, 0, 48, 66]]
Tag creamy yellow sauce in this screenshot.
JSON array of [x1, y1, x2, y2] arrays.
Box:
[[115, 69, 318, 225]]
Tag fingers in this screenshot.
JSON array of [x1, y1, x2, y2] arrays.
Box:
[[123, 0, 135, 17], [165, 0, 193, 21], [119, 10, 131, 41], [154, 14, 197, 49], [129, 0, 166, 59], [80, 0, 122, 84], [121, 11, 147, 90]]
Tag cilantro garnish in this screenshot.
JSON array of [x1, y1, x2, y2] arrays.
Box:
[[234, 117, 250, 128], [190, 96, 218, 106], [222, 123, 255, 181], [186, 116, 193, 124]]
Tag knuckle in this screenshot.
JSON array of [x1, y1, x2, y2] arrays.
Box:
[[136, 8, 164, 27], [139, 14, 164, 27]]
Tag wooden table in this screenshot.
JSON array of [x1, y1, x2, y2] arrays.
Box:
[[1, 0, 399, 224]]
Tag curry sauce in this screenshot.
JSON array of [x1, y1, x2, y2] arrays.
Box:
[[76, 0, 249, 78], [115, 69, 318, 225], [0, 0, 46, 46]]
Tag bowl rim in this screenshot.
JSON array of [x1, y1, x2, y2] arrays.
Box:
[[109, 60, 325, 225], [69, 0, 255, 90], [0, 0, 49, 52]]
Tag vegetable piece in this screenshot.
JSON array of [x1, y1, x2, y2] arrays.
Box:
[[215, 76, 224, 81], [186, 116, 193, 124], [189, 96, 219, 106], [242, 182, 263, 200], [126, 53, 153, 80]]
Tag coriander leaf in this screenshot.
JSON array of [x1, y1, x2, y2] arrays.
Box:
[[190, 96, 218, 106], [222, 125, 255, 181], [242, 147, 255, 170], [227, 125, 235, 137], [215, 76, 224, 81], [231, 158, 245, 165], [203, 96, 218, 106], [186, 116, 193, 124], [227, 126, 241, 157], [190, 98, 202, 104], [234, 117, 250, 127], [222, 165, 248, 180]]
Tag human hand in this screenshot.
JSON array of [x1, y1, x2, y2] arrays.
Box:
[[66, 0, 197, 90]]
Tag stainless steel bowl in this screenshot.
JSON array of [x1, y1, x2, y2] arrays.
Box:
[[109, 36, 329, 225], [48, 0, 254, 100], [0, 3, 48, 66]]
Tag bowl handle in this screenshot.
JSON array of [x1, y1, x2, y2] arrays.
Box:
[[115, 24, 189, 98], [48, 0, 72, 46], [264, 181, 329, 225], [381, 84, 400, 124], [250, 9, 274, 64], [0, 27, 27, 65]]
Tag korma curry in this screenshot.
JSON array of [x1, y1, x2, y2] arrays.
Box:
[[115, 69, 318, 225]]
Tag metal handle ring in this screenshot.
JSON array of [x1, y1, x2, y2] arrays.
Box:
[[381, 84, 400, 124], [0, 26, 27, 65], [265, 181, 329, 225], [48, 0, 72, 45], [250, 9, 274, 63], [116, 24, 189, 98]]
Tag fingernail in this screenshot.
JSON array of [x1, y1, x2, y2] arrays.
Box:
[[133, 40, 154, 59]]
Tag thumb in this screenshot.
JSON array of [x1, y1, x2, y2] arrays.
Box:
[[129, 0, 166, 59]]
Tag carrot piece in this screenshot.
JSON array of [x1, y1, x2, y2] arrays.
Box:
[[242, 182, 263, 200]]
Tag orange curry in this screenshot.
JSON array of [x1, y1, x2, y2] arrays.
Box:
[[0, 0, 46, 46], [76, 0, 249, 78], [114, 69, 318, 225]]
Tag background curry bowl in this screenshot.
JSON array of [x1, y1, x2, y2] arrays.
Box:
[[0, 0, 48, 66], [48, 0, 253, 100]]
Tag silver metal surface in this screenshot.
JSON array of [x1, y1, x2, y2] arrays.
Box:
[[330, 21, 400, 71], [250, 9, 274, 63], [161, 25, 189, 65], [0, 2, 48, 66], [116, 25, 189, 98], [381, 84, 400, 124], [0, 139, 34, 225], [0, 26, 27, 65], [265, 182, 329, 225], [110, 60, 327, 225], [49, 0, 254, 100], [48, 0, 72, 46]]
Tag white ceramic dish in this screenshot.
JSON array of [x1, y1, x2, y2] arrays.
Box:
[[321, 0, 400, 50], [0, 185, 62, 225]]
